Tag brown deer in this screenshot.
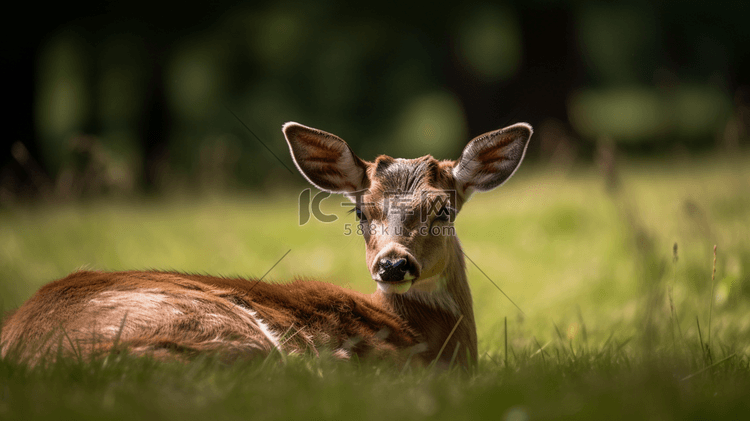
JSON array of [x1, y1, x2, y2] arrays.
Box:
[[0, 121, 532, 368]]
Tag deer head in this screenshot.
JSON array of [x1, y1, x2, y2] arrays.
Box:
[[284, 122, 531, 293]]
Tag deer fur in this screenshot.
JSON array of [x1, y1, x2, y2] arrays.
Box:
[[1, 122, 532, 368]]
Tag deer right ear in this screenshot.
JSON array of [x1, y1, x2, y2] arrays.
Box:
[[283, 122, 370, 194], [452, 123, 533, 200]]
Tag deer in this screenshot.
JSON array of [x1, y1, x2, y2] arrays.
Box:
[[0, 121, 532, 368]]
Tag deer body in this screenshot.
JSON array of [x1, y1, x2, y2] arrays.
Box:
[[1, 122, 532, 367], [1, 270, 417, 362]]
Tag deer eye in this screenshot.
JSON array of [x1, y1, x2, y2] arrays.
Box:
[[355, 208, 367, 222]]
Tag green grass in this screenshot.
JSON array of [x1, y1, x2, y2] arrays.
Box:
[[1, 152, 750, 420]]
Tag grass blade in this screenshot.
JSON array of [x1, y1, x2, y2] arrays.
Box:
[[431, 315, 463, 368], [504, 316, 508, 369], [681, 353, 736, 381]]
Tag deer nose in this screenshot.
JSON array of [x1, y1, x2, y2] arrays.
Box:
[[377, 258, 412, 283]]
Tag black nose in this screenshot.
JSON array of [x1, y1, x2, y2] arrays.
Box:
[[378, 258, 411, 283]]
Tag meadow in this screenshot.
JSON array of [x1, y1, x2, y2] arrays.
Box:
[[1, 151, 749, 420]]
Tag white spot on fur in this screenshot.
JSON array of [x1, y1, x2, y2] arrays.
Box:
[[87, 289, 170, 337], [332, 348, 351, 360], [88, 289, 166, 309], [240, 308, 280, 350]]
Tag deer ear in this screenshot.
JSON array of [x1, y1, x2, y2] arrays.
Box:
[[283, 122, 370, 194], [452, 123, 533, 199]]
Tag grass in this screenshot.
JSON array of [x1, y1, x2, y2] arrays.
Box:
[[1, 151, 749, 420]]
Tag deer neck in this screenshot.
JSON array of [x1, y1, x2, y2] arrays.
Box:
[[373, 236, 478, 365]]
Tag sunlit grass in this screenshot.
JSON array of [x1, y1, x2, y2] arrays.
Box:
[[1, 152, 749, 419]]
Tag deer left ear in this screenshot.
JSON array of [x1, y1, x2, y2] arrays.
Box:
[[452, 123, 533, 199], [283, 122, 370, 194]]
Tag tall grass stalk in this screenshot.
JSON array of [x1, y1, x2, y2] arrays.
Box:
[[708, 244, 717, 355], [504, 316, 508, 368]]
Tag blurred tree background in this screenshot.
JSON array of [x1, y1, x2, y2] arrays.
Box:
[[3, 0, 749, 202]]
